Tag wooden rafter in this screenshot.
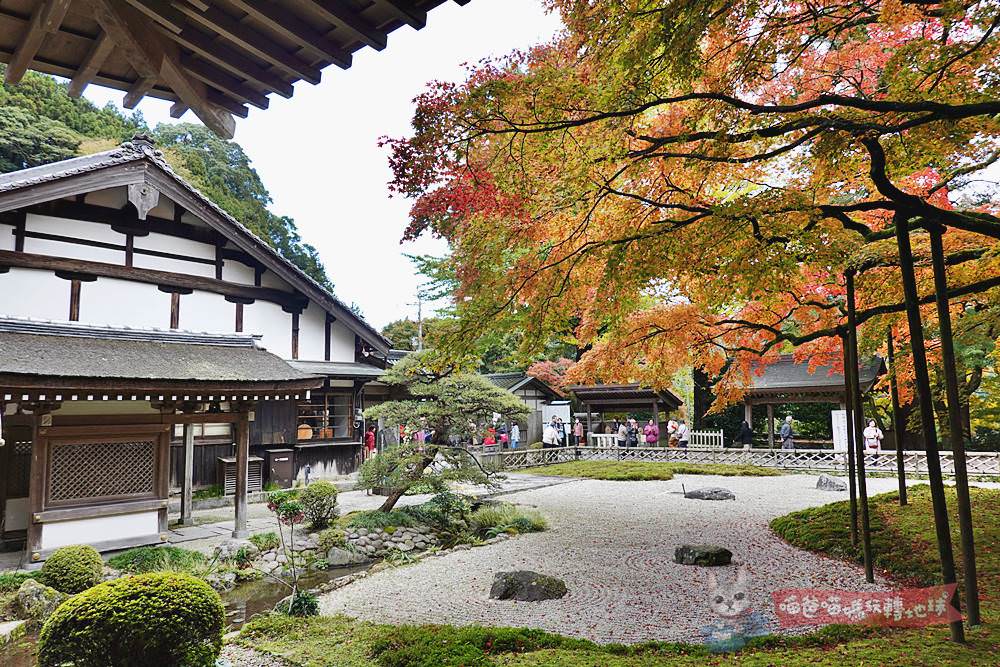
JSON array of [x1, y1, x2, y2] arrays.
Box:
[[67, 31, 114, 97], [302, 1, 387, 50], [378, 0, 427, 29], [88, 0, 236, 138], [3, 0, 72, 84], [226, 0, 354, 67], [181, 55, 269, 109], [123, 75, 157, 108]]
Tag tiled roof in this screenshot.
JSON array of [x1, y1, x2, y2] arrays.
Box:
[[288, 360, 386, 379], [748, 355, 884, 392], [565, 383, 684, 408], [0, 138, 390, 351]]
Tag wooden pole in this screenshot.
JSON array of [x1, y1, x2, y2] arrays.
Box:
[[180, 422, 195, 527], [929, 225, 980, 626], [886, 329, 908, 506], [895, 214, 964, 643], [585, 403, 592, 445], [766, 403, 774, 447], [842, 334, 859, 547], [232, 410, 250, 539], [846, 270, 874, 583]]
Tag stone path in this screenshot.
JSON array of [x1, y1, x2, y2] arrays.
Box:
[[319, 474, 908, 645]]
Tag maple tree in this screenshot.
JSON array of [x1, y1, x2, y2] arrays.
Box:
[[386, 0, 1000, 638]]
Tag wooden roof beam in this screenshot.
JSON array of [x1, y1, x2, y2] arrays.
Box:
[[181, 55, 269, 109], [226, 0, 353, 68], [303, 1, 387, 50], [169, 101, 188, 118], [4, 0, 73, 84], [173, 3, 323, 84], [377, 1, 427, 29], [67, 31, 114, 97], [122, 74, 158, 108], [88, 0, 235, 138], [161, 23, 294, 97]]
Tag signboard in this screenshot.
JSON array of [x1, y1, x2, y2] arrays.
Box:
[[831, 409, 849, 451]]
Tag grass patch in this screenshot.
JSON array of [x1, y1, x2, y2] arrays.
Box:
[[192, 484, 225, 500], [470, 503, 547, 537], [521, 461, 781, 481], [107, 545, 208, 575], [249, 531, 281, 553], [0, 571, 37, 593]]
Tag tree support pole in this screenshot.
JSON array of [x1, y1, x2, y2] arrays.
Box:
[[929, 225, 981, 627], [841, 334, 859, 547], [886, 329, 908, 506], [846, 270, 874, 583], [895, 214, 964, 643]]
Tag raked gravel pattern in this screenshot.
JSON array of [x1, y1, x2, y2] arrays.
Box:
[[320, 474, 902, 645]]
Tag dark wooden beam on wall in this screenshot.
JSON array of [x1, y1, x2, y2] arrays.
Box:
[[68, 31, 114, 97], [68, 279, 81, 321], [291, 311, 300, 360], [324, 314, 335, 361], [4, 0, 73, 85], [0, 249, 308, 311], [12, 210, 25, 252], [169, 291, 180, 329], [125, 233, 134, 266], [235, 302, 244, 332]]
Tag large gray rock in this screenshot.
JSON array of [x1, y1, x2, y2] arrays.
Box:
[[817, 474, 848, 492], [674, 544, 733, 566], [489, 571, 568, 602], [213, 538, 259, 562], [16, 579, 66, 625], [326, 547, 370, 567], [685, 486, 736, 501]]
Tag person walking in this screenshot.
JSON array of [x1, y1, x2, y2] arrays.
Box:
[[676, 419, 689, 448], [737, 420, 753, 450], [542, 421, 558, 448], [667, 418, 679, 447], [644, 418, 659, 446], [364, 426, 377, 460], [779, 415, 795, 450], [625, 419, 639, 448], [616, 420, 628, 448], [510, 422, 520, 450], [574, 418, 584, 446], [863, 419, 884, 458]]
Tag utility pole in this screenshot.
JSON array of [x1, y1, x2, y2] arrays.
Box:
[[408, 295, 424, 351]]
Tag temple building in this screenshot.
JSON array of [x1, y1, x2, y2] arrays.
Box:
[[0, 137, 389, 562]]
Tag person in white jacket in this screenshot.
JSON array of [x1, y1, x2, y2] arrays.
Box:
[[862, 419, 884, 452]]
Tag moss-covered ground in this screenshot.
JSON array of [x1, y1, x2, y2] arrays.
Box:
[[519, 460, 782, 480], [236, 484, 998, 665]]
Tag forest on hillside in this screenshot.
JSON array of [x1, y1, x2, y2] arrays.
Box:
[[0, 65, 333, 291]]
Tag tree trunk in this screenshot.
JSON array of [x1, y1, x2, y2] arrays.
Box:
[[895, 215, 964, 643], [887, 329, 908, 506], [379, 453, 435, 513], [846, 271, 874, 583], [842, 334, 859, 546]]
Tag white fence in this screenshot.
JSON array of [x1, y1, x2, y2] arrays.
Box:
[[588, 430, 724, 447], [491, 445, 1000, 479]]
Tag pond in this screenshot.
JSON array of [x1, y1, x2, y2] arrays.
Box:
[[0, 563, 371, 666]]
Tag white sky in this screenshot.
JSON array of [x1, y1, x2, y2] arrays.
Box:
[[82, 0, 563, 329]]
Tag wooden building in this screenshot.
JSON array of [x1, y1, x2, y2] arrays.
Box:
[[0, 136, 389, 561], [484, 372, 563, 444], [566, 383, 684, 444], [0, 0, 472, 138]]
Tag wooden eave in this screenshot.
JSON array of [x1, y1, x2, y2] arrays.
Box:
[[0, 372, 322, 395], [0, 0, 472, 138]]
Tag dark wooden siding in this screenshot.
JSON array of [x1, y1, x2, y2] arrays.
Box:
[[252, 400, 298, 447]]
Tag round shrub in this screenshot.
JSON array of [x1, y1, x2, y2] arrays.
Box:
[[299, 480, 339, 529], [41, 544, 103, 594], [38, 571, 225, 667]]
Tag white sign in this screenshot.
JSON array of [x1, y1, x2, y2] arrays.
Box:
[[831, 410, 850, 451]]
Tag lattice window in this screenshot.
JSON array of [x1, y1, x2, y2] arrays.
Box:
[[49, 440, 156, 503]]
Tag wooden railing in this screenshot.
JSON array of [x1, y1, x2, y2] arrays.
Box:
[[492, 445, 1000, 479]]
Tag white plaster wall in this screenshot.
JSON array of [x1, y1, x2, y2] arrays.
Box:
[[0, 225, 15, 251], [222, 260, 256, 285], [329, 321, 355, 362], [181, 291, 234, 333], [85, 187, 127, 209], [298, 304, 327, 361], [77, 277, 171, 329], [259, 270, 291, 290], [132, 231, 216, 278], [24, 214, 125, 264], [4, 497, 29, 531], [0, 267, 69, 320], [242, 300, 291, 358], [41, 511, 160, 550], [147, 196, 175, 220]]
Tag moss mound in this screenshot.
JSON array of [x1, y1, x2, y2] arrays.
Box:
[[40, 544, 103, 594], [38, 571, 225, 667]]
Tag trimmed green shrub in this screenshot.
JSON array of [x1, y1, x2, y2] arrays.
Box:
[[249, 531, 280, 552], [41, 544, 103, 594], [38, 571, 225, 667], [299, 480, 339, 529], [277, 589, 319, 617], [470, 503, 547, 536], [107, 546, 207, 575], [317, 527, 346, 553]]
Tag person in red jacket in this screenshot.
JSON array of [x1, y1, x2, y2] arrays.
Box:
[[643, 418, 660, 446], [364, 426, 376, 459]]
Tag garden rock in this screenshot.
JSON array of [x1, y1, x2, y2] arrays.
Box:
[[684, 486, 736, 501], [0, 620, 27, 647], [489, 571, 568, 602], [326, 547, 370, 567], [816, 474, 848, 492], [214, 538, 259, 562], [15, 579, 66, 625], [674, 544, 732, 566]]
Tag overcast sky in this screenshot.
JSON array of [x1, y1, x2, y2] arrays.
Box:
[[83, 0, 562, 329]]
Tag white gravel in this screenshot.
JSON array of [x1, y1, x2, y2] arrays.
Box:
[[319, 474, 904, 645]]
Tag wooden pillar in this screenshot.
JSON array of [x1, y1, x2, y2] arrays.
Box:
[[766, 404, 774, 447], [291, 312, 300, 360], [170, 292, 180, 329], [744, 400, 752, 427], [68, 279, 81, 321], [235, 302, 244, 332], [232, 410, 250, 539], [180, 423, 195, 527], [585, 403, 592, 445]]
